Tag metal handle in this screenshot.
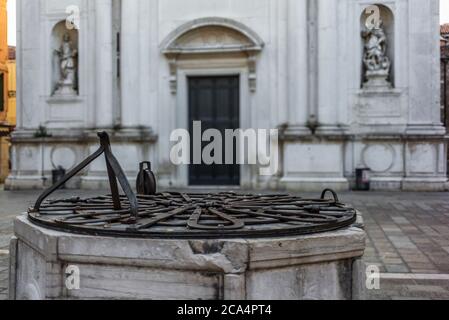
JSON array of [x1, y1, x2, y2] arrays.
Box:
[[32, 132, 140, 221], [139, 161, 152, 172], [320, 189, 339, 203]]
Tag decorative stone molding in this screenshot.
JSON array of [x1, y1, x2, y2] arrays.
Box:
[[50, 146, 77, 170], [166, 54, 178, 94], [362, 144, 395, 173], [46, 95, 84, 104], [247, 53, 257, 92], [161, 17, 264, 94], [10, 128, 158, 144]]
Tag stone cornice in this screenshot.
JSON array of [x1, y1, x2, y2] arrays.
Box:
[[11, 128, 158, 144]]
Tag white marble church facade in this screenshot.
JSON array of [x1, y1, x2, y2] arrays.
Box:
[[6, 0, 447, 191]]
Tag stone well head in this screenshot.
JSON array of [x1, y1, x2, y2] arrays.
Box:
[[10, 132, 366, 300]]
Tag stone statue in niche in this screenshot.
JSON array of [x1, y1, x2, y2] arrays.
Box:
[[362, 21, 392, 89], [54, 33, 78, 96]]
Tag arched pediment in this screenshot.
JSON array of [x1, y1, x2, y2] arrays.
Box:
[[162, 17, 264, 54], [162, 18, 264, 94]]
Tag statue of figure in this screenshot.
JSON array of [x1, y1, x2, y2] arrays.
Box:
[[361, 21, 392, 89], [362, 22, 390, 73], [54, 33, 78, 95]]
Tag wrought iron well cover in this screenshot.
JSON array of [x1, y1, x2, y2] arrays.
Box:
[[28, 132, 357, 239]]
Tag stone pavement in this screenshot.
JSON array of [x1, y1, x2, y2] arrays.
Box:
[[340, 192, 449, 300], [1, 188, 449, 300]]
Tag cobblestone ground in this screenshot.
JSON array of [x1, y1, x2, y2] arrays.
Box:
[[1, 188, 449, 300]]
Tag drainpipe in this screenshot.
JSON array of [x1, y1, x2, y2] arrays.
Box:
[[306, 0, 319, 135]]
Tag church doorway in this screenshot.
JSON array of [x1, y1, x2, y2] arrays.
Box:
[[188, 76, 240, 186]]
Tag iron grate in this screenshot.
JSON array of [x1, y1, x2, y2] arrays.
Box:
[[29, 190, 357, 239], [28, 132, 357, 239]]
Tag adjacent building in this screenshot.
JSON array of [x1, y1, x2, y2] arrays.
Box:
[[0, 0, 15, 183], [6, 46, 15, 127], [0, 46, 15, 183], [7, 0, 447, 191]]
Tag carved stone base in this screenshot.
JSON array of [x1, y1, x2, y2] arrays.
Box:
[[363, 70, 392, 90], [10, 215, 366, 300], [54, 83, 78, 96]]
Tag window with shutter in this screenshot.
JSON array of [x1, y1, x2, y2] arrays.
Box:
[[0, 73, 5, 112]]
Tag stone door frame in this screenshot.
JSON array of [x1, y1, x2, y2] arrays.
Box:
[[175, 66, 251, 188]]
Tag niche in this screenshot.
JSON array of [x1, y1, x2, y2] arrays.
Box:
[[51, 21, 79, 96], [360, 4, 395, 89]]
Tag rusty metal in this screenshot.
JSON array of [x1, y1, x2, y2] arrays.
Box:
[[31, 131, 139, 222], [28, 132, 357, 239]]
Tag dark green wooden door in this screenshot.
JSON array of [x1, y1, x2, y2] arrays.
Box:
[[188, 76, 240, 186]]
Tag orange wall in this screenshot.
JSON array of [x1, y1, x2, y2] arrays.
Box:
[[0, 0, 8, 123], [0, 0, 6, 62], [0, 0, 9, 183]]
